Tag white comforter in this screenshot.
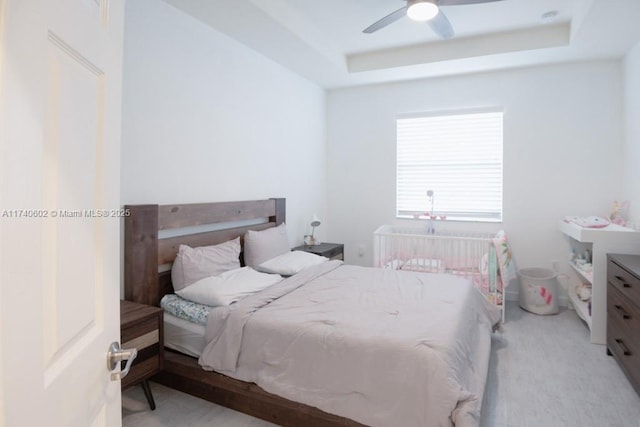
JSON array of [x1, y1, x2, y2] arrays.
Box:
[[199, 260, 501, 427]]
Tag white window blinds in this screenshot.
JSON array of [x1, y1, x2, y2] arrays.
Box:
[[396, 111, 503, 222]]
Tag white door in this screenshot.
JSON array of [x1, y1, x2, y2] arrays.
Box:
[[0, 0, 125, 426]]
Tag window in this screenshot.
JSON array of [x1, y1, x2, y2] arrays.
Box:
[[396, 110, 503, 222]]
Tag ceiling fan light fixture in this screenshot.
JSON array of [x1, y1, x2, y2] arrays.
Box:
[[407, 0, 439, 22]]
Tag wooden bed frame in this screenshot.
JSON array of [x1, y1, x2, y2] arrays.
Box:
[[123, 198, 364, 426]]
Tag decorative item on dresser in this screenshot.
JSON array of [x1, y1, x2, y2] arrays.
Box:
[[607, 254, 640, 395], [292, 242, 344, 260], [120, 300, 164, 409]]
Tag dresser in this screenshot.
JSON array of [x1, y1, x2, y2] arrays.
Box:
[[606, 254, 640, 395], [120, 300, 164, 409]]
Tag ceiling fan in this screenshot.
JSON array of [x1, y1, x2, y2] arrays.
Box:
[[363, 0, 504, 40]]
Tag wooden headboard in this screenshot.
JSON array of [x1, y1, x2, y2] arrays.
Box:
[[124, 198, 285, 307]]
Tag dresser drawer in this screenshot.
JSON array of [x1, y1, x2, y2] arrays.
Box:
[[607, 313, 640, 392], [122, 316, 159, 345], [292, 243, 344, 261], [608, 260, 640, 305], [607, 283, 640, 393], [324, 246, 344, 260], [608, 283, 640, 338], [121, 348, 161, 389]]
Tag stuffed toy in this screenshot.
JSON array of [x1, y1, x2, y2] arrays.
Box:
[[609, 200, 629, 226]]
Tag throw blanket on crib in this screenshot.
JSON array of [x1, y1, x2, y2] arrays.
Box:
[[492, 230, 517, 288], [199, 261, 501, 427]]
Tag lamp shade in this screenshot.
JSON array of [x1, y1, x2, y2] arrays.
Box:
[[310, 215, 321, 227]]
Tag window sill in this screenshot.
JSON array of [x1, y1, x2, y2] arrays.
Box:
[[396, 215, 503, 224]]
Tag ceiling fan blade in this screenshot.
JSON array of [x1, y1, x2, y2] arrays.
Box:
[[438, 0, 504, 5], [428, 10, 454, 39], [363, 6, 408, 34]]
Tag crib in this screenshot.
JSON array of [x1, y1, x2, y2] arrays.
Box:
[[373, 225, 506, 321]]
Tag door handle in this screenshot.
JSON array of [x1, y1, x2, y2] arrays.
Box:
[[107, 341, 138, 381]]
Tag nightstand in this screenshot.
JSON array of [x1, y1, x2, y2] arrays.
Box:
[[120, 300, 164, 410], [293, 242, 344, 260]]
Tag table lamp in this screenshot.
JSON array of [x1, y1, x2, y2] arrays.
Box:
[[305, 215, 321, 246]]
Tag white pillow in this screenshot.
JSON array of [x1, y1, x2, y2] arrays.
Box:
[[175, 267, 283, 306], [243, 223, 290, 267], [171, 237, 241, 291], [255, 250, 328, 276]]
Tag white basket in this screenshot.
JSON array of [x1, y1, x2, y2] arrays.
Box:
[[518, 268, 559, 315]]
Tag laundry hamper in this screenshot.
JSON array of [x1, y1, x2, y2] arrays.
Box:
[[518, 267, 559, 315]]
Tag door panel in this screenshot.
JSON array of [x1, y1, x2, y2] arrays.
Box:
[[43, 31, 104, 373], [0, 0, 124, 425]]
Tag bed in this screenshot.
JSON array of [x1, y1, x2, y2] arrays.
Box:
[[123, 198, 501, 427]]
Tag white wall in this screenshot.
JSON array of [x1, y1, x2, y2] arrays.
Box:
[[120, 0, 630, 305], [121, 0, 327, 247], [623, 41, 640, 227], [327, 62, 624, 301]]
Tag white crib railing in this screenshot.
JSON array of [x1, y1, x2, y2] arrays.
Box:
[[373, 225, 504, 321]]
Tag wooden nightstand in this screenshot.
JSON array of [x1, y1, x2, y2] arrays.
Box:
[[120, 300, 164, 410], [293, 242, 344, 260]]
